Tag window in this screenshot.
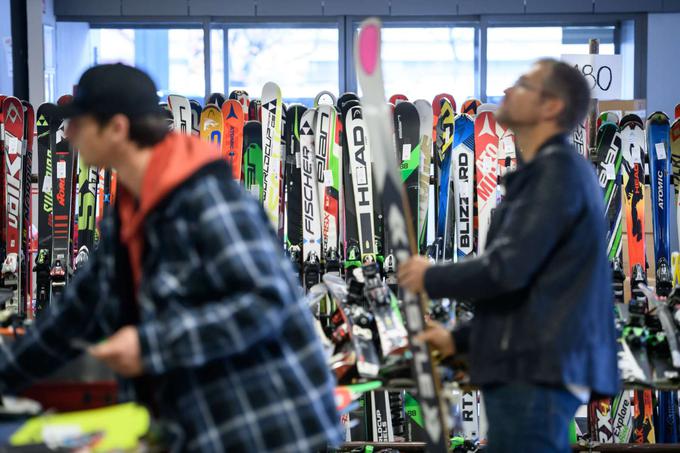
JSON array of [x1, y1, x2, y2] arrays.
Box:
[[89, 28, 205, 101], [210, 28, 225, 95], [222, 27, 339, 106], [486, 26, 616, 102], [376, 27, 476, 104]]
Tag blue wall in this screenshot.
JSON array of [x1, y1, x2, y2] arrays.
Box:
[[647, 13, 680, 116]]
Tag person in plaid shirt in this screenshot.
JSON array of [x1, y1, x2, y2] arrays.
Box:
[[0, 64, 342, 452]]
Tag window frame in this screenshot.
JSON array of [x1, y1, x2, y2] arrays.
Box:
[[209, 18, 343, 101], [85, 20, 208, 99], [479, 13, 646, 101], [73, 12, 648, 104], [346, 16, 481, 98]]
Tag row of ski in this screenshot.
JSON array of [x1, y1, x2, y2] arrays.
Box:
[[585, 104, 680, 445], [0, 95, 117, 319], [178, 88, 516, 291]]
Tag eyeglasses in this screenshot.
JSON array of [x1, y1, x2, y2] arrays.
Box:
[[511, 77, 557, 98]]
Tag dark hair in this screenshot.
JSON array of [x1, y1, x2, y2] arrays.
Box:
[[92, 112, 169, 148], [537, 58, 591, 131]]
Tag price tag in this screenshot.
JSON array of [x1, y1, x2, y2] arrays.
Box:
[[402, 144, 411, 161], [603, 162, 616, 180], [42, 175, 52, 193], [57, 161, 66, 178], [356, 168, 367, 185], [324, 169, 334, 186], [656, 142, 667, 160], [249, 185, 260, 199], [503, 136, 515, 153], [632, 145, 642, 164], [295, 151, 301, 169], [7, 136, 20, 155], [560, 54, 622, 100]]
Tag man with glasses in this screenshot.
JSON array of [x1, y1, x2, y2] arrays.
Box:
[[398, 58, 619, 453]]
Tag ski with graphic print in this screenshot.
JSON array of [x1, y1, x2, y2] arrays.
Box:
[[453, 113, 475, 262], [284, 104, 307, 279], [393, 101, 421, 265], [647, 112, 673, 296], [588, 398, 614, 443], [299, 108, 322, 291], [221, 99, 245, 180], [242, 121, 263, 202], [278, 104, 289, 242], [315, 104, 342, 274], [338, 95, 363, 273], [431, 93, 456, 233], [167, 95, 191, 135], [433, 98, 455, 262], [1, 96, 24, 314], [35, 103, 56, 315], [344, 100, 377, 267], [646, 112, 677, 443], [21, 101, 34, 317], [49, 96, 76, 303], [189, 100, 202, 137], [474, 104, 499, 254], [74, 154, 98, 271], [671, 116, 680, 251], [414, 100, 433, 254], [355, 17, 449, 453], [596, 122, 624, 268], [261, 82, 284, 235], [621, 114, 647, 296], [199, 104, 223, 151], [249, 99, 262, 123]]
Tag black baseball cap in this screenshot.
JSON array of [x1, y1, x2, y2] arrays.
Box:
[[56, 63, 162, 119]]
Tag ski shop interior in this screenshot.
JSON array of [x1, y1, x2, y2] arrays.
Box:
[[2, 0, 680, 452]]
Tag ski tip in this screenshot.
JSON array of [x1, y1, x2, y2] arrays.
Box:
[[647, 111, 670, 123], [261, 81, 282, 96], [357, 19, 381, 76], [619, 113, 643, 129]]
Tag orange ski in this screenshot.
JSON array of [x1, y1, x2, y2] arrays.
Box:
[[221, 100, 245, 180]]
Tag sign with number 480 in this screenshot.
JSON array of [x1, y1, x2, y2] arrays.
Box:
[[561, 54, 623, 100]]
